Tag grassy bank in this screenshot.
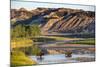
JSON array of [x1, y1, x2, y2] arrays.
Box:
[[68, 38, 95, 45], [11, 51, 37, 67], [11, 38, 38, 67], [46, 36, 80, 41], [34, 36, 81, 42]]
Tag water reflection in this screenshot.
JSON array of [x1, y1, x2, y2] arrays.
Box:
[[30, 54, 95, 64]]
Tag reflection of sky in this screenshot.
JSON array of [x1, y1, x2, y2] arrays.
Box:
[[11, 1, 95, 11]]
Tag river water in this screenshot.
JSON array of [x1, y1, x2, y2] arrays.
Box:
[[30, 54, 95, 64]]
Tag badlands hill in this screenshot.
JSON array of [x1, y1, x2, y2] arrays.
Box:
[[11, 8, 95, 33]]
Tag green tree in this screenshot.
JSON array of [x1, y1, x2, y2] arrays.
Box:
[[11, 24, 26, 38], [30, 25, 41, 37], [24, 25, 41, 38]]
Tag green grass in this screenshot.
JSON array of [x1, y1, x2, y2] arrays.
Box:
[[47, 36, 80, 41], [11, 38, 33, 48], [11, 50, 37, 67], [36, 36, 81, 41], [69, 38, 95, 45]]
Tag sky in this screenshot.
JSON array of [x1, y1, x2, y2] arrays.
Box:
[[11, 0, 95, 11]]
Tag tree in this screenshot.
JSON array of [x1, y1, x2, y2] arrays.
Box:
[[11, 24, 41, 39], [30, 25, 41, 37], [11, 24, 26, 38]]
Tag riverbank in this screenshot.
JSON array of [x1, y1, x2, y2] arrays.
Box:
[[68, 38, 95, 45], [11, 50, 37, 67], [11, 38, 38, 67]]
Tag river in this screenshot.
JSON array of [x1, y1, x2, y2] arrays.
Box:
[[29, 35, 95, 64], [30, 54, 95, 64]]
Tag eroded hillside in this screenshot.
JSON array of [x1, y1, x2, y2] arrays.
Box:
[[11, 8, 95, 33]]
